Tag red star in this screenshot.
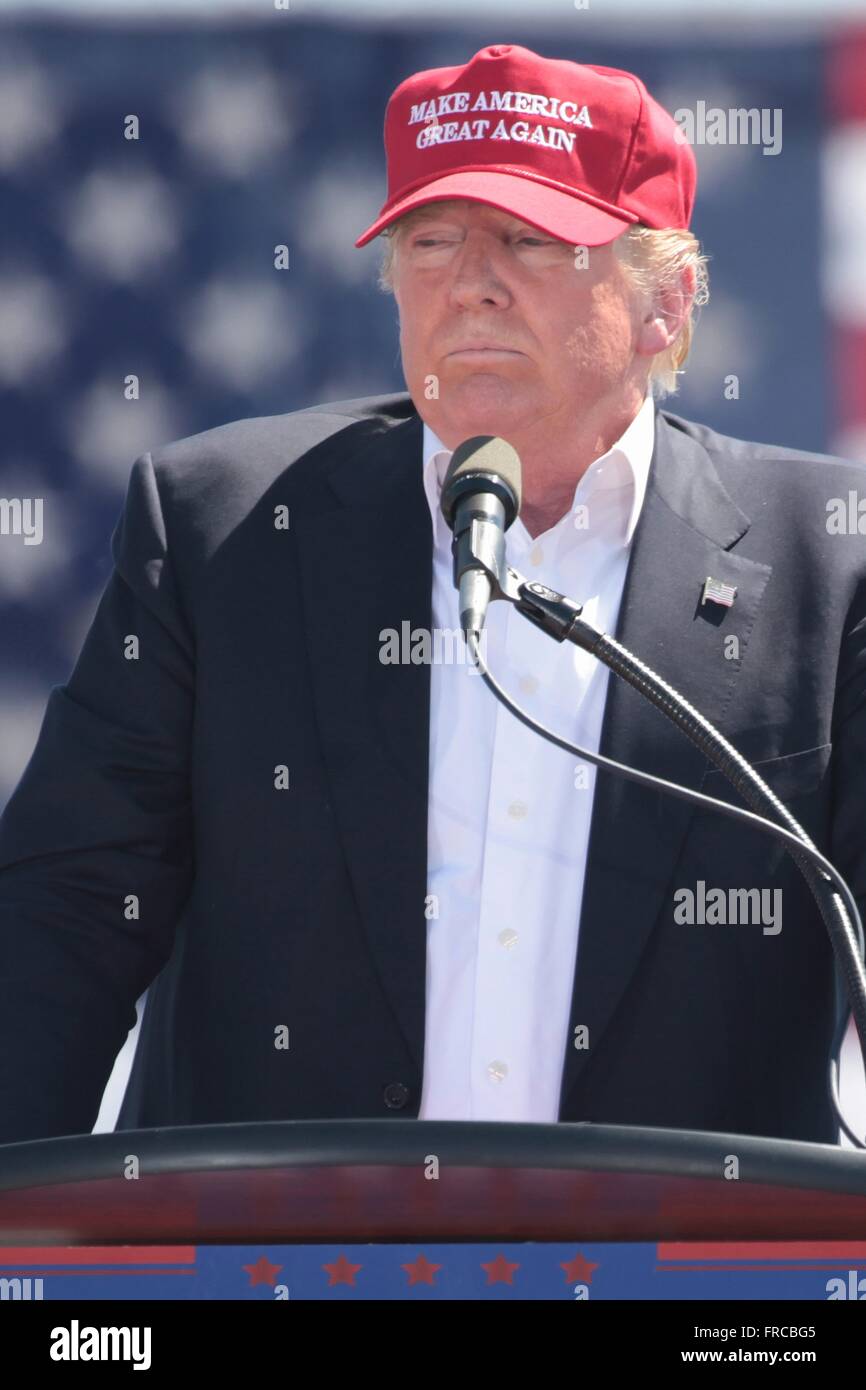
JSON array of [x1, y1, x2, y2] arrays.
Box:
[[481, 1252, 520, 1285], [242, 1254, 283, 1287], [323, 1253, 363, 1287], [402, 1253, 442, 1286], [560, 1252, 600, 1284]]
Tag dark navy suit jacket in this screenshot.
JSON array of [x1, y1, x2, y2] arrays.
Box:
[[1, 392, 865, 1144]]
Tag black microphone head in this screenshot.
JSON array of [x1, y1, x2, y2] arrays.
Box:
[[440, 436, 522, 532]]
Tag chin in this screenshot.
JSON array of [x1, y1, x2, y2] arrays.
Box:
[[450, 376, 527, 416]]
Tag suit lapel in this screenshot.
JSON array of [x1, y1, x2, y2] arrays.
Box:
[[558, 409, 773, 1117], [293, 409, 432, 1076]]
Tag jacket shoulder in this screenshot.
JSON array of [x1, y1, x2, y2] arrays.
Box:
[[144, 391, 416, 494], [661, 408, 866, 490]]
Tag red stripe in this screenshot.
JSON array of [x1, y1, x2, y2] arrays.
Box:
[[827, 28, 866, 123], [656, 1263, 862, 1274], [0, 1267, 195, 1276], [658, 1241, 866, 1261], [0, 1246, 196, 1266]]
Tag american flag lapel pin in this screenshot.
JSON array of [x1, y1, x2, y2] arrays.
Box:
[[701, 575, 738, 609]]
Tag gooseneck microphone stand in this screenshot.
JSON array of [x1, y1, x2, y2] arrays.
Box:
[[464, 555, 866, 1151]]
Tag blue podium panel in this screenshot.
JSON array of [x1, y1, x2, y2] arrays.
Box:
[[0, 1241, 864, 1301]]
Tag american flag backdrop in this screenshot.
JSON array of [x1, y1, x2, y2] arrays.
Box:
[[0, 6, 864, 1134], [3, 12, 860, 803]]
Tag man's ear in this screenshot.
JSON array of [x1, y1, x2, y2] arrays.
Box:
[[635, 263, 696, 358]]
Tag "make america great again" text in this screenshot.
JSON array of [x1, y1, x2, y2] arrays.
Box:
[[409, 90, 594, 153]]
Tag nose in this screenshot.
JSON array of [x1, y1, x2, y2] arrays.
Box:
[[448, 231, 512, 310]]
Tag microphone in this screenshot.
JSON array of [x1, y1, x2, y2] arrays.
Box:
[[440, 436, 522, 634]]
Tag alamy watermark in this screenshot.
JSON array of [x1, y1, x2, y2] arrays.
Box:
[[674, 880, 782, 935], [0, 497, 43, 545], [379, 622, 486, 669], [674, 103, 782, 156], [826, 492, 866, 535], [0, 1276, 44, 1299], [49, 1322, 151, 1370]]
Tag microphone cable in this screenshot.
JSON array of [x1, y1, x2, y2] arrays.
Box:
[[465, 627, 866, 1150]]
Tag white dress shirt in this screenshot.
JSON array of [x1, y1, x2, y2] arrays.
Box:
[[417, 394, 656, 1122]]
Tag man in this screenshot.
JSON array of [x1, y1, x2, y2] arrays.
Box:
[[1, 44, 864, 1146]]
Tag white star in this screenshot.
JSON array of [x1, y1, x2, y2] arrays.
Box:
[[63, 168, 182, 282], [0, 272, 68, 386], [822, 125, 866, 327], [295, 165, 393, 284], [68, 376, 187, 489], [171, 67, 294, 177], [0, 58, 63, 172], [656, 73, 758, 194], [0, 464, 73, 599], [177, 278, 301, 389]]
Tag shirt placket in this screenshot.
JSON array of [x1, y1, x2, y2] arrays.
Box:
[[469, 536, 561, 1119]]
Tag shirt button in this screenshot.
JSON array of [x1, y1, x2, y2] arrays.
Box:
[[518, 674, 539, 695], [487, 1060, 509, 1083], [507, 800, 528, 819], [498, 928, 519, 949], [529, 545, 544, 566], [383, 1081, 410, 1109]]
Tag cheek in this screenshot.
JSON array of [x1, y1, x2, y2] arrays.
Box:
[[400, 329, 428, 381], [397, 318, 419, 372], [559, 284, 637, 367], [396, 298, 430, 367]]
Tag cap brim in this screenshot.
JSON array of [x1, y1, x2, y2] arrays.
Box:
[[354, 169, 638, 248]]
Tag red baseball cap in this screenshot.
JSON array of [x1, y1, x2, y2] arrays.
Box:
[[354, 43, 696, 249]]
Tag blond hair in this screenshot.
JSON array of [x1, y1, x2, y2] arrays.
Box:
[[376, 209, 709, 399]]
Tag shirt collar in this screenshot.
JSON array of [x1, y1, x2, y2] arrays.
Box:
[[422, 393, 656, 547]]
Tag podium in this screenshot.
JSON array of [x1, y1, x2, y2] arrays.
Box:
[[1, 1120, 866, 1299]]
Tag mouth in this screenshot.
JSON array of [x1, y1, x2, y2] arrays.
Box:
[[447, 347, 524, 357]]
